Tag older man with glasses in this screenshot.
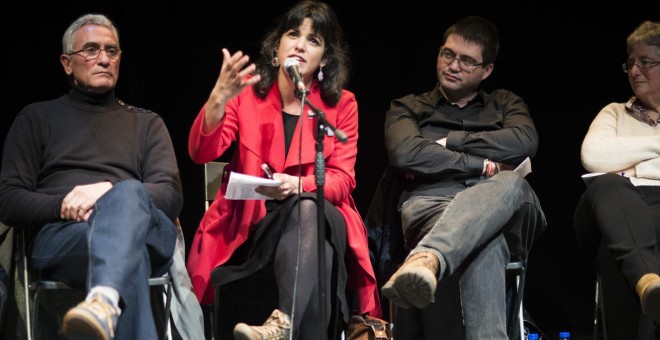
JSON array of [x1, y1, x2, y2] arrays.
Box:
[[0, 13, 183, 340]]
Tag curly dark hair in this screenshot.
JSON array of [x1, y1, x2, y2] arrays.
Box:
[[253, 1, 350, 107]]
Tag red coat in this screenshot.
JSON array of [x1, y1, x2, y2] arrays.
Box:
[[186, 81, 381, 317]]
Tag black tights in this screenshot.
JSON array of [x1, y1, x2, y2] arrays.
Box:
[[275, 198, 333, 338]]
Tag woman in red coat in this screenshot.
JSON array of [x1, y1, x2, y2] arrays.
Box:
[[185, 1, 380, 338]]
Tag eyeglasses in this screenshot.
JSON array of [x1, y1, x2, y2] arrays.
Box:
[[68, 45, 121, 61], [439, 48, 484, 72], [622, 59, 660, 73]]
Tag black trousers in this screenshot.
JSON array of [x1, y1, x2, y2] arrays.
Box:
[[574, 173, 660, 289], [574, 174, 660, 339]]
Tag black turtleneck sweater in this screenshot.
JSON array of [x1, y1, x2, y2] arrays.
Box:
[[0, 86, 183, 229]]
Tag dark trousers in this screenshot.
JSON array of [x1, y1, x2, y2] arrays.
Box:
[[574, 173, 660, 289], [574, 174, 660, 339], [31, 180, 176, 340]]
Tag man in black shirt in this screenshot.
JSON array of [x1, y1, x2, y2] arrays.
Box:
[[381, 16, 546, 338]]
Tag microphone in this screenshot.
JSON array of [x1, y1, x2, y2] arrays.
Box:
[[283, 58, 307, 97]]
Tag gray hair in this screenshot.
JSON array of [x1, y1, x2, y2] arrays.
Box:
[[627, 20, 660, 53], [62, 14, 119, 54]]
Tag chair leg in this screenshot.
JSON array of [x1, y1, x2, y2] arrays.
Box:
[[517, 263, 527, 339], [163, 279, 173, 340], [201, 304, 214, 340], [593, 275, 607, 340], [593, 278, 600, 340], [517, 295, 524, 339], [515, 271, 524, 339], [20, 230, 33, 340], [214, 287, 220, 340], [506, 260, 526, 340]]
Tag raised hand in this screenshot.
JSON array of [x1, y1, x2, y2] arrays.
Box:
[[203, 48, 262, 132]]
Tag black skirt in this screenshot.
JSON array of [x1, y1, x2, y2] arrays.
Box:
[[212, 192, 349, 323]]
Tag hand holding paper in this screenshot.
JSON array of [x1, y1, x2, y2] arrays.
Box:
[[225, 172, 281, 200]]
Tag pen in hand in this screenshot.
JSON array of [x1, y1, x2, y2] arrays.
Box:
[[261, 163, 274, 179]]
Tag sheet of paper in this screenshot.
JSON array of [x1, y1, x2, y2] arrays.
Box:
[[514, 157, 532, 177], [581, 172, 605, 186], [225, 171, 281, 200]]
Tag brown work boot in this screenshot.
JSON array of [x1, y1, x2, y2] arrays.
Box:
[[636, 273, 660, 324], [381, 251, 439, 309], [233, 309, 294, 340]]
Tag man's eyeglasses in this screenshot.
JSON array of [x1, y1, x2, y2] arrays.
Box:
[[622, 59, 660, 73], [68, 45, 121, 61], [439, 48, 483, 72]]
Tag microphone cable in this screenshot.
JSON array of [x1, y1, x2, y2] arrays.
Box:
[[288, 87, 306, 340]]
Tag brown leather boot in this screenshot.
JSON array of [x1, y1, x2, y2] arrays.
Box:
[[636, 273, 660, 324], [381, 251, 439, 309]]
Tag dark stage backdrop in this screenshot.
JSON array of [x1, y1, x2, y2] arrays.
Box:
[[1, 2, 655, 337]]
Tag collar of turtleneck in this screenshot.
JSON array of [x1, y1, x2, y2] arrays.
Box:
[[69, 84, 118, 108]]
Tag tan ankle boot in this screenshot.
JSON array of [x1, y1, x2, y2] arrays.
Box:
[[636, 273, 660, 324], [381, 251, 439, 309], [233, 309, 294, 340]]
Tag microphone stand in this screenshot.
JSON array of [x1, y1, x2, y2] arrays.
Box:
[[300, 93, 347, 340]]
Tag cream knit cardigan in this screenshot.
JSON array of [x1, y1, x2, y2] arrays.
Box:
[[581, 102, 660, 187]]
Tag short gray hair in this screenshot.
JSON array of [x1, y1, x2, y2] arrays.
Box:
[[62, 14, 119, 54], [627, 20, 660, 53]]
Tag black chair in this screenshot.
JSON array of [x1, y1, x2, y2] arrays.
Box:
[[212, 267, 278, 339], [14, 226, 173, 340], [366, 164, 541, 340], [204, 162, 346, 339], [387, 255, 528, 340], [200, 161, 260, 340], [592, 241, 659, 340], [506, 259, 528, 339], [202, 162, 274, 340]]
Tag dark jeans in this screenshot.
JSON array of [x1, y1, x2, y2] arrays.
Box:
[[31, 180, 176, 340]]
